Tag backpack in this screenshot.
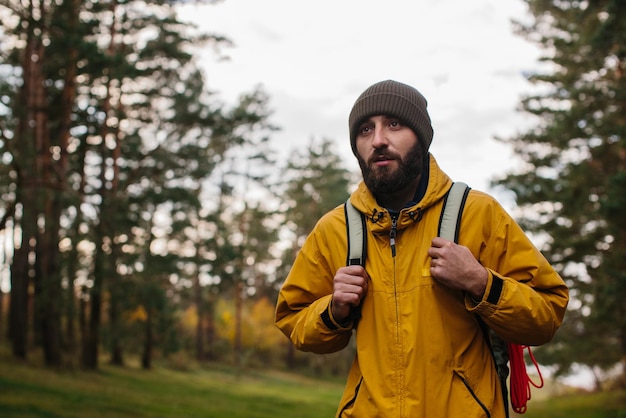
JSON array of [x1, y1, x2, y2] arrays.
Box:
[[344, 182, 543, 416]]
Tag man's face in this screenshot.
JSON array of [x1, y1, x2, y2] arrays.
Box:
[[355, 115, 424, 196]]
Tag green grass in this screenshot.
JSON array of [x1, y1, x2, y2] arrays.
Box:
[[1, 349, 624, 418], [0, 354, 343, 417], [512, 389, 626, 418]]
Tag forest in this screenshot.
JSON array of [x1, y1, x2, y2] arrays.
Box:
[[0, 0, 624, 395]]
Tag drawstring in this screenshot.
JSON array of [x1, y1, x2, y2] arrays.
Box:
[[369, 208, 423, 223], [508, 342, 544, 414], [408, 208, 423, 222], [370, 209, 384, 223]]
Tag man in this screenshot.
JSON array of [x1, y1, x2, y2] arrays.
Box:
[[274, 80, 569, 417]]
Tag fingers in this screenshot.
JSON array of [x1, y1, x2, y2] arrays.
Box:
[[428, 237, 453, 257], [332, 266, 368, 321], [335, 265, 369, 287], [431, 236, 449, 247], [334, 266, 368, 304], [429, 238, 460, 280], [334, 282, 367, 306], [428, 239, 488, 296]]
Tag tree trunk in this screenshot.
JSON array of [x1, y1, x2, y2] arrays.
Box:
[[0, 288, 3, 341], [109, 285, 124, 366], [141, 307, 152, 370], [205, 295, 216, 361], [194, 271, 204, 361], [234, 280, 243, 367], [64, 248, 78, 360], [9, 6, 47, 359], [79, 287, 87, 363], [9, 222, 32, 359], [53, 0, 80, 364], [64, 113, 88, 360], [37, 219, 63, 366], [0, 212, 14, 341], [81, 222, 105, 370]]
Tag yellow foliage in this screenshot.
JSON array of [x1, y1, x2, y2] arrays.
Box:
[[248, 297, 284, 350], [181, 306, 199, 334], [125, 306, 148, 322], [216, 298, 234, 341], [215, 296, 285, 351]]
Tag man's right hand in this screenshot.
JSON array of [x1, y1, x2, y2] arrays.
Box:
[[331, 265, 369, 323]]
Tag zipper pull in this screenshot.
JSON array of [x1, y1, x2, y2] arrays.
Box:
[[390, 215, 397, 257]]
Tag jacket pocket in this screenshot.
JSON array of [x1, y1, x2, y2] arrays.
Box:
[[453, 370, 492, 418], [336, 376, 362, 417]]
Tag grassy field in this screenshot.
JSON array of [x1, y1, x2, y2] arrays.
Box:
[[0, 353, 343, 418], [515, 389, 626, 418], [1, 349, 624, 417]]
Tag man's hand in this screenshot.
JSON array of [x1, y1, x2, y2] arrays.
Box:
[[332, 265, 369, 322], [428, 237, 488, 300]]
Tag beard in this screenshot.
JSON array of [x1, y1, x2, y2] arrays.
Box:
[[357, 142, 425, 197]]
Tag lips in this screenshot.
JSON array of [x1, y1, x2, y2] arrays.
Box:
[[370, 153, 396, 166]]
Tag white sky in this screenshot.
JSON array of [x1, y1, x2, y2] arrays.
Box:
[[178, 0, 543, 208]]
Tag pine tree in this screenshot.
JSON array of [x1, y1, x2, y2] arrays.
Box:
[[276, 137, 354, 368], [494, 0, 626, 387], [0, 0, 276, 369]]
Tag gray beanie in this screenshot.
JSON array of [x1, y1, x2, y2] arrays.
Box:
[[348, 80, 433, 154]]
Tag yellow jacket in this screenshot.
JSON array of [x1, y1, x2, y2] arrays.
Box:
[[275, 155, 569, 417]]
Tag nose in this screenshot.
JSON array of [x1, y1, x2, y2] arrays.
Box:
[[371, 124, 388, 149]]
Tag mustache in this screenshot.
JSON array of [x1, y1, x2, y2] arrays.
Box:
[[368, 149, 401, 165]]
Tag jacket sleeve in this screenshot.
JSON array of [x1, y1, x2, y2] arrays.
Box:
[[461, 191, 569, 346], [274, 211, 354, 354]]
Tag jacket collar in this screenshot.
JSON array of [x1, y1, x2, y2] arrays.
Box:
[[350, 154, 453, 233]]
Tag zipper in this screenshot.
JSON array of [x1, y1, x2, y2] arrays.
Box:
[[390, 214, 398, 257], [454, 371, 491, 418], [389, 212, 404, 414], [337, 377, 362, 416]]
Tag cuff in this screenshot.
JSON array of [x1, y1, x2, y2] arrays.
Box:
[[320, 300, 353, 331], [466, 269, 505, 311]]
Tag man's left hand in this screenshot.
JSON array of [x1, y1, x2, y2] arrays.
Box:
[[428, 237, 488, 300]]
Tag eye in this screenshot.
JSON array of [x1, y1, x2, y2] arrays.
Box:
[[389, 119, 402, 129], [358, 124, 373, 135]]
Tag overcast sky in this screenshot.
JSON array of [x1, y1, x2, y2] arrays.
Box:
[[177, 0, 543, 207]]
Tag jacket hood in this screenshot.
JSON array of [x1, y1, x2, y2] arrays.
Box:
[[349, 154, 453, 234]]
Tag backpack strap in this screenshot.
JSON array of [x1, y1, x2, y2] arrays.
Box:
[[438, 181, 470, 242], [439, 182, 512, 418], [343, 199, 367, 326], [345, 199, 366, 267]]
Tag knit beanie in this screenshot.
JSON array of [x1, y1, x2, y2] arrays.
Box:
[[348, 80, 433, 154]]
